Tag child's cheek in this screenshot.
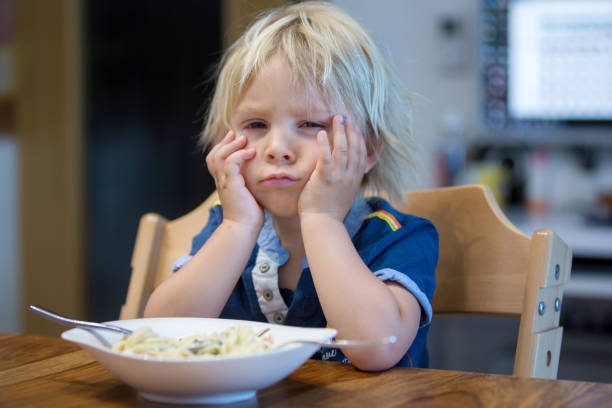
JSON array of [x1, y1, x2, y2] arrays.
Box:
[[241, 155, 254, 175], [241, 160, 258, 192], [242, 133, 254, 148], [305, 154, 318, 178]]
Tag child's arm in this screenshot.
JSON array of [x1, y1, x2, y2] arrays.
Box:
[[144, 131, 263, 318], [300, 215, 421, 371], [299, 116, 421, 371]]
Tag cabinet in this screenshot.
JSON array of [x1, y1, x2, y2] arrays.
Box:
[[0, 0, 15, 133], [15, 0, 85, 335], [0, 0, 18, 333]]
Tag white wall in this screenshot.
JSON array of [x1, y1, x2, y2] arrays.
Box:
[[0, 137, 21, 333], [333, 0, 480, 187]]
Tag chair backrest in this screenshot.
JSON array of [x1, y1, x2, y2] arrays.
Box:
[[120, 184, 571, 379], [397, 185, 572, 378], [120, 191, 219, 321]]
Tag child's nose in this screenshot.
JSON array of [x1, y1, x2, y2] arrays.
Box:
[[263, 128, 295, 163]]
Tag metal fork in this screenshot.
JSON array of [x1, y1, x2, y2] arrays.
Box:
[[29, 305, 133, 336], [30, 305, 397, 352], [274, 335, 397, 350]]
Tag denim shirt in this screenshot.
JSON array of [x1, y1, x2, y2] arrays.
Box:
[[173, 197, 438, 367]]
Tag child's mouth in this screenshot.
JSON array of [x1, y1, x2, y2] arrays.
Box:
[[262, 174, 297, 187]]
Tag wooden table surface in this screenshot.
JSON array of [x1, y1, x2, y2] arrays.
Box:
[[2, 333, 611, 407]]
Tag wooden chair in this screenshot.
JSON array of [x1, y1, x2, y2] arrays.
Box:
[[120, 184, 572, 379]]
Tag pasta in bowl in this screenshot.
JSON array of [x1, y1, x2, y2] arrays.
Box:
[[112, 325, 274, 358], [61, 317, 336, 405]]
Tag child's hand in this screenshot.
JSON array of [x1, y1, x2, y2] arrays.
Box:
[[298, 115, 368, 222], [206, 130, 264, 229]]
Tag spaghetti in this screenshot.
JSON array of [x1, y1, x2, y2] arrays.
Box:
[[112, 325, 273, 358]]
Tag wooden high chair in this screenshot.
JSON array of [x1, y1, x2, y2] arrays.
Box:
[[120, 184, 572, 379]]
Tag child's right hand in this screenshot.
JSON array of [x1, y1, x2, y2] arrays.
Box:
[[206, 130, 264, 230]]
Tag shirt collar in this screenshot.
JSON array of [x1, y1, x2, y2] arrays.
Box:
[[256, 197, 371, 267]]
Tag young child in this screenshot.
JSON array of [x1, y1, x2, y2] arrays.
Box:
[[144, 1, 438, 371]]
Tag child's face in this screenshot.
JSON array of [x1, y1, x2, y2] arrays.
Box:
[[230, 55, 341, 217]]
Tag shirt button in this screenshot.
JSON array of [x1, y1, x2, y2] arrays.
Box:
[[273, 312, 284, 324], [262, 289, 273, 301], [259, 263, 270, 273]]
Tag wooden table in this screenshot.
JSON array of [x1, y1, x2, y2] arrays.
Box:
[[2, 333, 611, 407]]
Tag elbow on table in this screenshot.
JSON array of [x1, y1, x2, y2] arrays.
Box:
[[345, 345, 403, 372]]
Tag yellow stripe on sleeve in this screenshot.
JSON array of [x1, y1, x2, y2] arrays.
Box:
[[364, 210, 401, 231]]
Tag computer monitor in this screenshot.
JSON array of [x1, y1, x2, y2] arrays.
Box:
[[480, 0, 612, 144]]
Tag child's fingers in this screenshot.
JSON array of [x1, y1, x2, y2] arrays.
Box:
[[225, 147, 255, 175], [206, 131, 233, 168], [221, 129, 235, 143], [206, 130, 233, 162], [315, 130, 332, 174], [207, 133, 247, 173], [219, 148, 255, 188], [346, 117, 368, 173], [332, 114, 348, 169], [206, 131, 251, 187], [215, 133, 248, 161]]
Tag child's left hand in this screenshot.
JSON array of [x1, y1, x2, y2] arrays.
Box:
[[298, 115, 369, 222]]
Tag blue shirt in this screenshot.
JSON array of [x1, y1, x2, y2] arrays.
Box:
[[173, 197, 438, 367]]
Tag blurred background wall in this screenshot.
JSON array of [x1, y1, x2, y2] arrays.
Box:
[[1, 0, 611, 383]]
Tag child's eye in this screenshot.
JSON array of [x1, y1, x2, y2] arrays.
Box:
[[299, 121, 324, 129], [245, 121, 267, 129]]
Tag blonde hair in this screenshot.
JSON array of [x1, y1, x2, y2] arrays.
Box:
[[202, 1, 420, 202]]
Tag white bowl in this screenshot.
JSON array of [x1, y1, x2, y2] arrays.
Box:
[[61, 317, 336, 405]]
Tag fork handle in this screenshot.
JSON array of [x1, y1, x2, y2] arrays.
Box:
[[279, 335, 397, 349], [29, 305, 132, 335]]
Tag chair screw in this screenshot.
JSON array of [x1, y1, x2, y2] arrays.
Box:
[[538, 301, 546, 316], [554, 264, 560, 280], [555, 298, 561, 312]]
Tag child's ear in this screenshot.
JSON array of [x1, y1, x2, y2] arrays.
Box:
[[365, 138, 383, 174]]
